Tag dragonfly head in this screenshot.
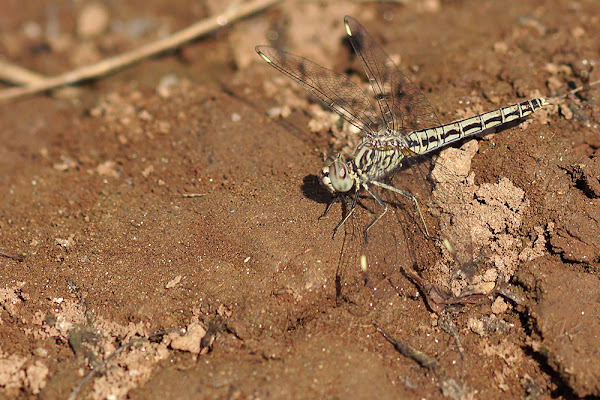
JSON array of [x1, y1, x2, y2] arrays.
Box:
[[321, 155, 354, 194]]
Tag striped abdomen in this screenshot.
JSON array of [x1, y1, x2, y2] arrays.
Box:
[[406, 98, 549, 155]]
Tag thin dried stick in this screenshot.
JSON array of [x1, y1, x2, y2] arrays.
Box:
[[65, 340, 132, 400], [0, 0, 281, 103], [0, 59, 81, 99], [373, 323, 438, 369], [0, 250, 25, 262], [0, 60, 46, 85], [66, 330, 173, 400], [178, 193, 207, 198]]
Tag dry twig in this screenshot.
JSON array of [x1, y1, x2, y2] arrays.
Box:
[[373, 323, 438, 369], [178, 193, 207, 198], [0, 0, 281, 103], [401, 266, 488, 313], [0, 250, 25, 262], [0, 60, 46, 85], [65, 330, 172, 400]]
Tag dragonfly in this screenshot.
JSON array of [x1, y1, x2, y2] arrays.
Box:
[[256, 15, 549, 241]]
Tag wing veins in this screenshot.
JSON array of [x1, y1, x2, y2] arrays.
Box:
[[344, 16, 441, 134], [256, 46, 382, 135]]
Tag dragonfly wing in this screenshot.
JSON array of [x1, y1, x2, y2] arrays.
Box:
[[256, 45, 383, 135], [344, 16, 440, 133]]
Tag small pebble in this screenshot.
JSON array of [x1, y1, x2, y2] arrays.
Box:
[[77, 3, 109, 38]]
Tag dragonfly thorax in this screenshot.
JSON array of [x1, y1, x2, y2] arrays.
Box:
[[352, 137, 407, 181], [321, 155, 358, 194]]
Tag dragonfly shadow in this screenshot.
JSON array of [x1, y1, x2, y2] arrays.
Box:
[[301, 174, 383, 236], [301, 174, 333, 206]]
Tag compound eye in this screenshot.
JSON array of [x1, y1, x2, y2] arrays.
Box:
[[329, 160, 353, 193]]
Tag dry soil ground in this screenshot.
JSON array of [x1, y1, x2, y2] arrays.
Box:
[[1, 1, 599, 399]]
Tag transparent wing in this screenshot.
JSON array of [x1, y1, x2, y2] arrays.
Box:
[[256, 45, 384, 135], [344, 16, 440, 134]]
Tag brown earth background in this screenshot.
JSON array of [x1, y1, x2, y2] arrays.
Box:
[[1, 0, 600, 399]]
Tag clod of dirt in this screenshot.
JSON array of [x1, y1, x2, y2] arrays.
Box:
[[517, 259, 600, 397], [569, 159, 600, 199], [24, 362, 48, 394], [431, 140, 535, 292], [165, 321, 207, 355], [0, 353, 49, 395], [548, 205, 600, 264]]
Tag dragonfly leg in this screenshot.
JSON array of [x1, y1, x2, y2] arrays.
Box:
[[331, 189, 361, 239], [319, 195, 340, 220], [369, 181, 430, 237], [364, 186, 388, 243]]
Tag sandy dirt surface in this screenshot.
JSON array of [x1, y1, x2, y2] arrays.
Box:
[[1, 0, 599, 399]]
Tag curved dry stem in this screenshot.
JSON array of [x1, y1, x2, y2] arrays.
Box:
[[0, 0, 281, 103]]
